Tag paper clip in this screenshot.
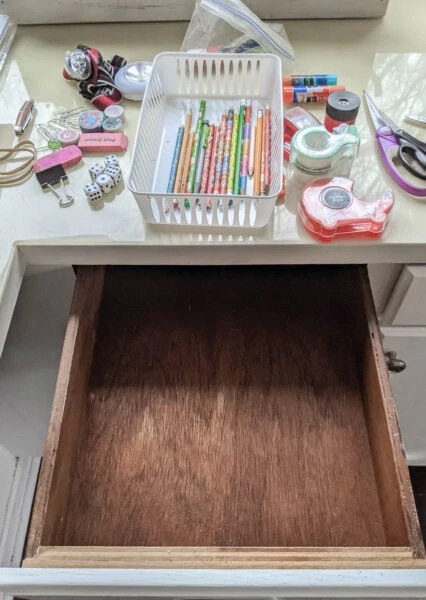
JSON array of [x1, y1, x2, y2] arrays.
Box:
[[36, 124, 62, 151], [51, 107, 85, 128]]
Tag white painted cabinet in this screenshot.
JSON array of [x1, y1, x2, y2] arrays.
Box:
[[0, 264, 426, 595], [378, 265, 426, 465], [382, 266, 426, 326], [382, 327, 426, 466]]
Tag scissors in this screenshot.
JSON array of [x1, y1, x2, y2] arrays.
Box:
[[363, 90, 426, 198]]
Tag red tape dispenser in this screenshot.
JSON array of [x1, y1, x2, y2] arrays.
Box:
[[299, 176, 394, 242]]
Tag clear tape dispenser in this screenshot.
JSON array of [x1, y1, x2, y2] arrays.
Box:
[[285, 124, 360, 211]]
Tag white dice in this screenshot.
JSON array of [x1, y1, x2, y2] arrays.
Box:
[[84, 156, 121, 206], [104, 164, 122, 185], [89, 163, 105, 181], [104, 154, 119, 167], [95, 173, 115, 194], [84, 182, 103, 204]]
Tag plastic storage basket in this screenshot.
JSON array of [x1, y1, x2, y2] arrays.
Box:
[[128, 52, 283, 229]]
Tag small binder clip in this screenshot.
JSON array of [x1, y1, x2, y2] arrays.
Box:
[[35, 164, 75, 207]]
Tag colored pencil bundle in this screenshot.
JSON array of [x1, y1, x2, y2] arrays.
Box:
[[166, 99, 272, 202]]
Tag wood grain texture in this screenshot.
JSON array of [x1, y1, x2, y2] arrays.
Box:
[[25, 267, 105, 559], [24, 546, 424, 569], [356, 270, 425, 558], [43, 266, 394, 549]]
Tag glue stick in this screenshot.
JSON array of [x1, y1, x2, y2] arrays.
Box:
[[283, 85, 345, 104]]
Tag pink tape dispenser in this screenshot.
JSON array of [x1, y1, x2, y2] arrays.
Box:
[[299, 176, 394, 242]]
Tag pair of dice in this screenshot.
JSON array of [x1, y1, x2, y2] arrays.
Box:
[[84, 155, 122, 203]]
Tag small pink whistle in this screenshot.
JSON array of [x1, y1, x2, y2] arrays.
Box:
[[33, 145, 82, 173]]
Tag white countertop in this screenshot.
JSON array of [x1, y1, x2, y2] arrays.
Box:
[[0, 1, 426, 351]]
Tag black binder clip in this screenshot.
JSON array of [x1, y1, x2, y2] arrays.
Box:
[[35, 164, 74, 208]]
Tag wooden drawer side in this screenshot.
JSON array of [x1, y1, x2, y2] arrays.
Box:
[[357, 270, 425, 558], [25, 266, 105, 558]]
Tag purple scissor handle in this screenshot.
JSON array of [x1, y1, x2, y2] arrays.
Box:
[[364, 91, 426, 198], [376, 126, 426, 197]]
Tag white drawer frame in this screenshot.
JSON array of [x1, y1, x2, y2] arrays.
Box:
[[1, 568, 426, 597]]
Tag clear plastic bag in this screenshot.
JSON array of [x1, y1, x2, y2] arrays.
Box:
[[0, 15, 16, 74], [181, 0, 295, 62]]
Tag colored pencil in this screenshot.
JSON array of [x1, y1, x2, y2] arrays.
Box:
[[201, 124, 215, 194], [253, 109, 263, 196], [173, 110, 192, 193], [187, 99, 206, 193], [213, 114, 227, 194], [220, 109, 234, 195], [227, 111, 240, 195], [167, 125, 184, 193], [180, 131, 194, 193], [232, 100, 246, 195], [263, 106, 271, 195], [260, 127, 266, 195], [207, 125, 219, 195], [194, 121, 209, 193], [248, 124, 256, 178], [244, 99, 252, 126], [239, 121, 251, 195], [239, 103, 252, 195]]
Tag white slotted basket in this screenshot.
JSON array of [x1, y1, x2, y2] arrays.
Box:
[[128, 52, 283, 230]]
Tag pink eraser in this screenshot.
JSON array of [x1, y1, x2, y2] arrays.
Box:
[[78, 133, 128, 153], [33, 145, 82, 173]]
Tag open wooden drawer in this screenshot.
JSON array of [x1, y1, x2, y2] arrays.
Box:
[[24, 266, 425, 569]]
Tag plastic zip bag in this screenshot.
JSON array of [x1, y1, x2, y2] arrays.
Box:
[[181, 0, 295, 62], [0, 15, 16, 74]]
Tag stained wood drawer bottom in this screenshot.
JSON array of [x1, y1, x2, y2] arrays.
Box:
[[24, 266, 425, 568]]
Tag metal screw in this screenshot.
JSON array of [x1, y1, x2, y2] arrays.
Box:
[[385, 351, 407, 373]]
